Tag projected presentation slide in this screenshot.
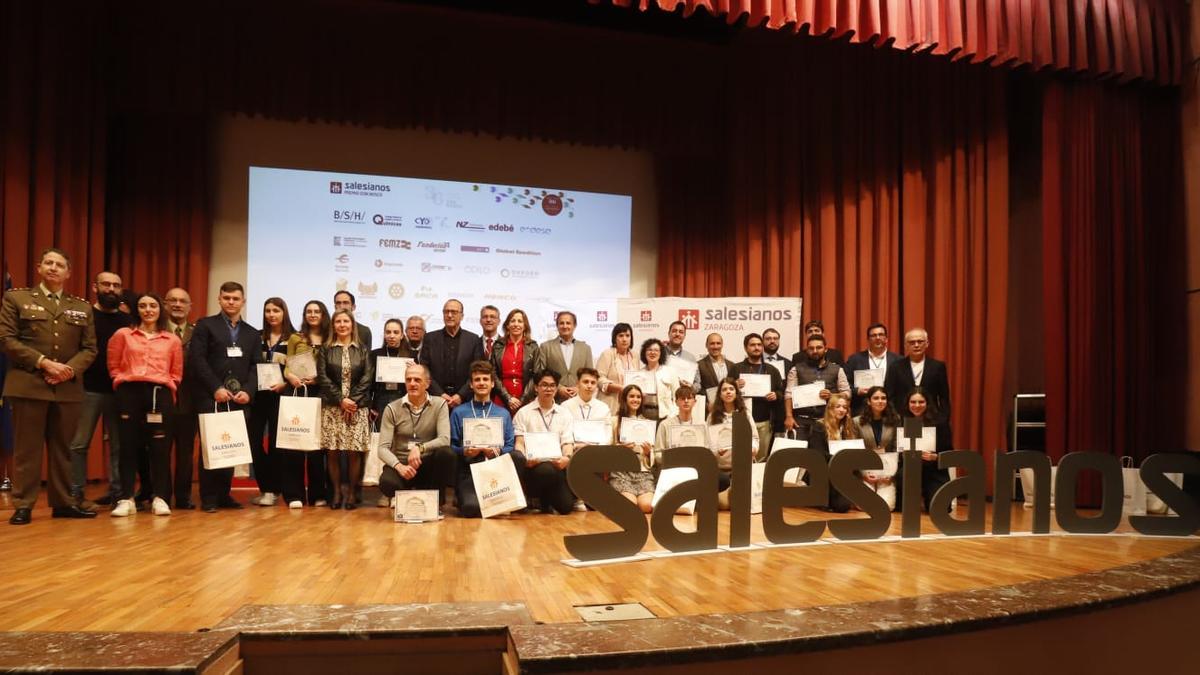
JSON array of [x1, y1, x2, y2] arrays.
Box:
[[246, 167, 631, 348]]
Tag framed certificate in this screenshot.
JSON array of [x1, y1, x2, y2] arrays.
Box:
[[464, 416, 504, 448], [666, 358, 698, 386], [393, 489, 442, 523], [256, 363, 284, 390], [624, 370, 657, 395], [828, 438, 866, 455], [376, 356, 414, 383], [865, 452, 899, 479], [789, 382, 825, 408], [572, 419, 611, 445], [287, 351, 317, 380], [523, 431, 563, 461], [896, 426, 936, 453], [708, 423, 733, 451], [739, 373, 771, 398], [618, 418, 655, 445], [668, 424, 708, 448], [853, 368, 886, 390]]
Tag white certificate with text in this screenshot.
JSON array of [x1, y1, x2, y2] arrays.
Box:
[[668, 424, 709, 449], [789, 382, 826, 408], [828, 438, 866, 456], [464, 417, 505, 448], [897, 426, 937, 453], [618, 418, 655, 445], [376, 356, 414, 383], [624, 370, 657, 395], [853, 368, 886, 390], [572, 419, 611, 445], [739, 373, 772, 398], [522, 431, 563, 461]]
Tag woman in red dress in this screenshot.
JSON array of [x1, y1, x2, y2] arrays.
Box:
[[488, 308, 543, 412]]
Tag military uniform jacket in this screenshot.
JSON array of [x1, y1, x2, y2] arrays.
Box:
[[0, 287, 97, 402]]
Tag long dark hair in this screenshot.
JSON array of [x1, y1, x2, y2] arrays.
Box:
[[261, 297, 297, 343], [301, 300, 331, 346], [857, 385, 900, 426], [134, 292, 170, 332], [615, 384, 645, 437], [904, 386, 944, 425], [708, 377, 746, 425]]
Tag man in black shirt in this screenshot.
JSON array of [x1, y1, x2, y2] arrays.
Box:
[[67, 271, 134, 505], [729, 333, 784, 460], [419, 299, 482, 409]]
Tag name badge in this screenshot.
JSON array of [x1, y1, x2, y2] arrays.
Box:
[[146, 413, 164, 424], [227, 346, 243, 358]]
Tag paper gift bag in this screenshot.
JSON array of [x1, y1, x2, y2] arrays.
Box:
[[750, 462, 766, 514], [1146, 473, 1184, 515], [471, 453, 527, 518], [652, 466, 697, 515], [1121, 457, 1146, 516], [276, 392, 322, 451], [1020, 466, 1057, 509], [362, 430, 383, 486], [771, 433, 808, 486], [199, 405, 253, 470]]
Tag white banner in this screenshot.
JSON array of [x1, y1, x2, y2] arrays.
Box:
[[617, 297, 803, 362]]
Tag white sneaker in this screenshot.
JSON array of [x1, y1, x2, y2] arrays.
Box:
[[151, 497, 171, 516], [573, 499, 588, 512], [288, 500, 303, 509], [111, 499, 136, 517], [314, 499, 327, 507], [255, 493, 277, 507], [376, 495, 390, 508]]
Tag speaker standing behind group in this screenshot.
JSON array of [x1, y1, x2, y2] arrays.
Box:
[[106, 293, 183, 516]]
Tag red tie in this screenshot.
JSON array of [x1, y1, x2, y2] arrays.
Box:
[[485, 337, 494, 358]]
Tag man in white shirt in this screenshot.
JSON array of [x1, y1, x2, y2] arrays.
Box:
[[540, 311, 594, 401], [513, 369, 576, 515], [663, 320, 702, 392], [561, 367, 611, 424]]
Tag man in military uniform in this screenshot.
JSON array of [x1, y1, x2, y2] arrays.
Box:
[[0, 248, 98, 524], [164, 287, 197, 509]]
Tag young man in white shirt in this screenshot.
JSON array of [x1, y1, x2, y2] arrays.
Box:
[[513, 369, 575, 515], [560, 367, 609, 512]]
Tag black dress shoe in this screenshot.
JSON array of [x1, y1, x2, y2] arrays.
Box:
[[9, 508, 31, 525], [202, 503, 218, 513], [344, 501, 358, 511], [94, 494, 115, 506], [176, 501, 196, 510], [51, 505, 99, 519], [217, 497, 243, 510], [330, 501, 343, 510]]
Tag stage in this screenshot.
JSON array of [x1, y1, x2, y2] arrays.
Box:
[[1, 488, 1194, 633]]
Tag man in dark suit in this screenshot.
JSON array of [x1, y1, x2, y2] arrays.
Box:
[[334, 290, 372, 350], [790, 319, 844, 366], [696, 332, 731, 400], [0, 248, 98, 524], [884, 327, 951, 425], [844, 322, 904, 415], [419, 298, 481, 409], [540, 310, 593, 401], [761, 327, 791, 433], [164, 287, 197, 508], [189, 281, 262, 512]]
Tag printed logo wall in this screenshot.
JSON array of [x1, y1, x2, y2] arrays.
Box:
[[616, 297, 803, 360]]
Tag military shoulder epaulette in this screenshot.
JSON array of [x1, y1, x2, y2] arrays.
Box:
[[6, 287, 30, 293], [64, 293, 85, 302]]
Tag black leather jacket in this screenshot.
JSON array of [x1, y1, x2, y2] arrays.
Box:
[[316, 342, 374, 407]]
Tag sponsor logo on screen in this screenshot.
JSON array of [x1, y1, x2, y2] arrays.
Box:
[[494, 247, 542, 257], [373, 214, 403, 227], [456, 220, 485, 231], [464, 266, 491, 275], [678, 309, 700, 330], [413, 216, 433, 229], [542, 194, 563, 216], [333, 236, 368, 248], [414, 286, 439, 299], [519, 226, 553, 235], [334, 210, 365, 223], [417, 241, 449, 252], [500, 268, 539, 280], [597, 311, 608, 322], [357, 281, 378, 299], [421, 263, 452, 273], [329, 181, 342, 194], [485, 293, 517, 301], [374, 259, 404, 271], [388, 283, 405, 299], [336, 278, 349, 291], [333, 179, 391, 197], [379, 239, 410, 249], [488, 223, 514, 232], [704, 308, 794, 321], [640, 310, 653, 322], [460, 245, 490, 253]]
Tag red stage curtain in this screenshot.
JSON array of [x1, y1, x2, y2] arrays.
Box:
[[1041, 78, 1186, 503], [600, 0, 1189, 84], [656, 42, 1010, 473]]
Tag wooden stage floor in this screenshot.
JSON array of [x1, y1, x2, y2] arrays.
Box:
[[1, 488, 1194, 632]]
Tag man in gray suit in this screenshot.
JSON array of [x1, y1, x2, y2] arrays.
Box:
[[540, 311, 593, 402]]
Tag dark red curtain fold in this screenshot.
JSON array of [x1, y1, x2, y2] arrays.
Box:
[[1041, 78, 1186, 504], [599, 0, 1189, 83]]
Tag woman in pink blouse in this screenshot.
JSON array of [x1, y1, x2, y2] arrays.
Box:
[[107, 292, 184, 517]]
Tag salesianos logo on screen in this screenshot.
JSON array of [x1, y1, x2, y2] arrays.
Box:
[[246, 166, 631, 349]]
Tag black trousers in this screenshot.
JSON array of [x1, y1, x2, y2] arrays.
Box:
[[523, 461, 574, 515], [378, 447, 456, 498], [114, 382, 175, 501], [198, 405, 248, 506], [247, 391, 282, 494], [279, 449, 328, 505], [166, 411, 196, 506], [455, 451, 526, 518]]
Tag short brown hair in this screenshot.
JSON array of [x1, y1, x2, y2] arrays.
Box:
[[469, 360, 495, 378]]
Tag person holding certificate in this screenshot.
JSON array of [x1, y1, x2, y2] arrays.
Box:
[[806, 392, 859, 513], [316, 310, 374, 510], [631, 338, 677, 421], [897, 387, 952, 512], [450, 360, 518, 518], [371, 319, 411, 417], [784, 333, 850, 440], [247, 297, 294, 508], [376, 362, 454, 509], [707, 378, 757, 471], [844, 323, 903, 415], [513, 369, 575, 515], [729, 333, 783, 460], [488, 308, 543, 413], [595, 322, 635, 413], [653, 385, 726, 491], [856, 386, 900, 510], [107, 293, 183, 517], [282, 300, 330, 508], [610, 384, 656, 513]]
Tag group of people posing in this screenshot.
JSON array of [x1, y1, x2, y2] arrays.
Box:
[[0, 247, 954, 524]]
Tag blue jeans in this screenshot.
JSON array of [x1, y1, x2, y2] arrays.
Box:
[[68, 390, 121, 494]]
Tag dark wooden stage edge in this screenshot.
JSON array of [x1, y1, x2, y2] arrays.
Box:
[[0, 500, 1196, 673]]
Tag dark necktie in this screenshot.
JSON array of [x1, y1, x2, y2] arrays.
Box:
[[485, 337, 494, 358]]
